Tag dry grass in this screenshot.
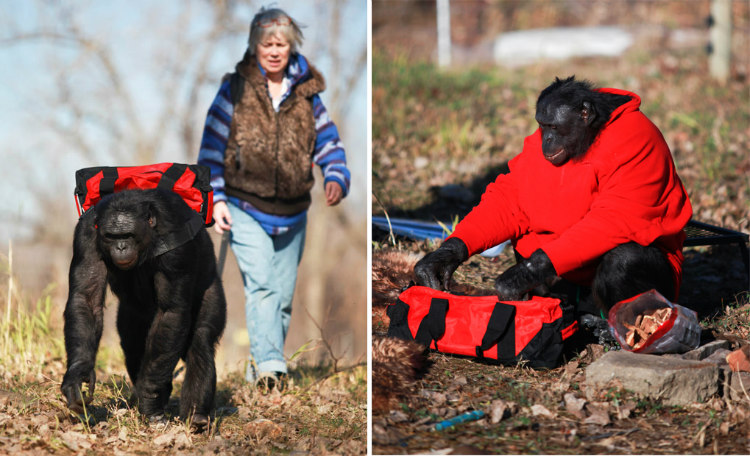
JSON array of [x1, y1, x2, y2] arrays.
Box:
[[0, 248, 366, 455]]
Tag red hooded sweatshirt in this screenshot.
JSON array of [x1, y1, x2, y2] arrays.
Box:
[[449, 88, 693, 289]]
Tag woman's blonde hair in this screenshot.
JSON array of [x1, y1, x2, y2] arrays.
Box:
[[248, 7, 304, 55]]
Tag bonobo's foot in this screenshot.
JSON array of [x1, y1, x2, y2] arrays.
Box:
[[579, 314, 620, 350], [190, 413, 210, 432]]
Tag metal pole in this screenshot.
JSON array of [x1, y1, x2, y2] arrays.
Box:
[[709, 0, 732, 83], [437, 0, 451, 67]]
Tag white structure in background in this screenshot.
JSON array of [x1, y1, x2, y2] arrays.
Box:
[[709, 0, 732, 83], [494, 26, 633, 66], [437, 0, 451, 67]]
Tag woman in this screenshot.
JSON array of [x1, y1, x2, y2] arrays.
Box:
[[197, 7, 350, 389]]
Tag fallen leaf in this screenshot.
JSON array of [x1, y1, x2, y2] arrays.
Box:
[[420, 390, 447, 405], [175, 432, 192, 449], [372, 422, 405, 446], [564, 393, 587, 419], [616, 402, 635, 420], [388, 410, 409, 423], [583, 406, 611, 426], [531, 404, 556, 418], [60, 430, 92, 451], [490, 399, 511, 423], [153, 432, 176, 447], [243, 418, 282, 439]]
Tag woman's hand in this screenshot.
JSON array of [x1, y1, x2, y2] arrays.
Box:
[[212, 201, 233, 234], [325, 181, 343, 206]]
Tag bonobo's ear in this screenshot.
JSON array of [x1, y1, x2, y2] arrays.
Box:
[[581, 100, 596, 125], [147, 206, 157, 229]]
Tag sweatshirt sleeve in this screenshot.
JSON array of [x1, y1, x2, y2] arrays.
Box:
[[448, 156, 530, 256], [542, 116, 692, 275], [311, 94, 351, 197], [197, 79, 233, 203]]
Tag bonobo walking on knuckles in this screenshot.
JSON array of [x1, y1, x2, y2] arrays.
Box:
[[415, 76, 692, 319], [61, 188, 226, 428]]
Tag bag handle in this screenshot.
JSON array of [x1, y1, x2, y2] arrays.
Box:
[[475, 302, 516, 359], [414, 297, 449, 350], [99, 167, 119, 196], [158, 163, 188, 191]]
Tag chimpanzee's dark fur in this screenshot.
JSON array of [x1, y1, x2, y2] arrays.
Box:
[[536, 76, 633, 164], [61, 189, 226, 427]]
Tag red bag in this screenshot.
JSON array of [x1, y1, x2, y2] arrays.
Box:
[[387, 286, 578, 368], [74, 163, 214, 225]]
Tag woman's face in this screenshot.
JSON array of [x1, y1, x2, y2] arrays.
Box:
[[256, 33, 291, 79]]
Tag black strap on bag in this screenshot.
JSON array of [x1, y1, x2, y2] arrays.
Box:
[[99, 167, 119, 196], [157, 163, 188, 191], [414, 298, 449, 350], [152, 212, 204, 257], [475, 302, 516, 360]]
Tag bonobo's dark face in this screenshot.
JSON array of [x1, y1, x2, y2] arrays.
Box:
[[98, 209, 155, 270], [535, 101, 592, 166]]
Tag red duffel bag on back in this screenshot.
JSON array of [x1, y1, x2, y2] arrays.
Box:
[[74, 163, 214, 225], [387, 285, 578, 368]]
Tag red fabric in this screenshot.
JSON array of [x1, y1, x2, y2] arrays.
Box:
[[398, 286, 569, 357], [449, 89, 692, 289], [79, 163, 213, 225]]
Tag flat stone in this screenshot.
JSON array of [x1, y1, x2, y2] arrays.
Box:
[[727, 371, 750, 401], [702, 349, 732, 367], [585, 350, 719, 405], [681, 340, 732, 361]]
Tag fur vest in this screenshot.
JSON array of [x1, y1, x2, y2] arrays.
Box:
[[224, 55, 326, 215]]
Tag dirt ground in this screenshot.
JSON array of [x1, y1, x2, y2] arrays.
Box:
[[371, 1, 750, 453], [372, 242, 750, 454]]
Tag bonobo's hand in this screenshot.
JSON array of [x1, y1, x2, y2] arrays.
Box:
[[61, 368, 96, 413], [495, 249, 557, 300], [414, 237, 469, 291]]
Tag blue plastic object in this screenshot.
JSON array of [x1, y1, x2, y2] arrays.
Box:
[[372, 216, 508, 257], [434, 410, 486, 431]]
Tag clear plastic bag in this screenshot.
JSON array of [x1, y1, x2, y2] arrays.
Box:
[[607, 289, 701, 354]]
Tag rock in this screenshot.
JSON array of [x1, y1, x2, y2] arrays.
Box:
[[702, 349, 732, 367], [726, 371, 750, 401], [585, 351, 719, 405], [681, 340, 732, 361], [726, 346, 750, 372]]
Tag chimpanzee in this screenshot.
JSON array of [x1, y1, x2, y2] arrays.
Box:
[[415, 76, 692, 316], [61, 188, 226, 428]]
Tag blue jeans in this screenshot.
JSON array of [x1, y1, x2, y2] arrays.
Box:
[[227, 203, 306, 381]]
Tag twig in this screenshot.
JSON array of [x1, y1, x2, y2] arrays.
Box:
[[302, 304, 342, 372], [372, 194, 396, 246]]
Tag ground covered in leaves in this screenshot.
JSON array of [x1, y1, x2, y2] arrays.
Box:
[[372, 2, 750, 453], [1, 262, 365, 454], [0, 362, 366, 455], [372, 244, 750, 454], [0, 275, 366, 455]]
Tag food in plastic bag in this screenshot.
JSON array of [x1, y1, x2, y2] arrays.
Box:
[[607, 289, 701, 354]]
